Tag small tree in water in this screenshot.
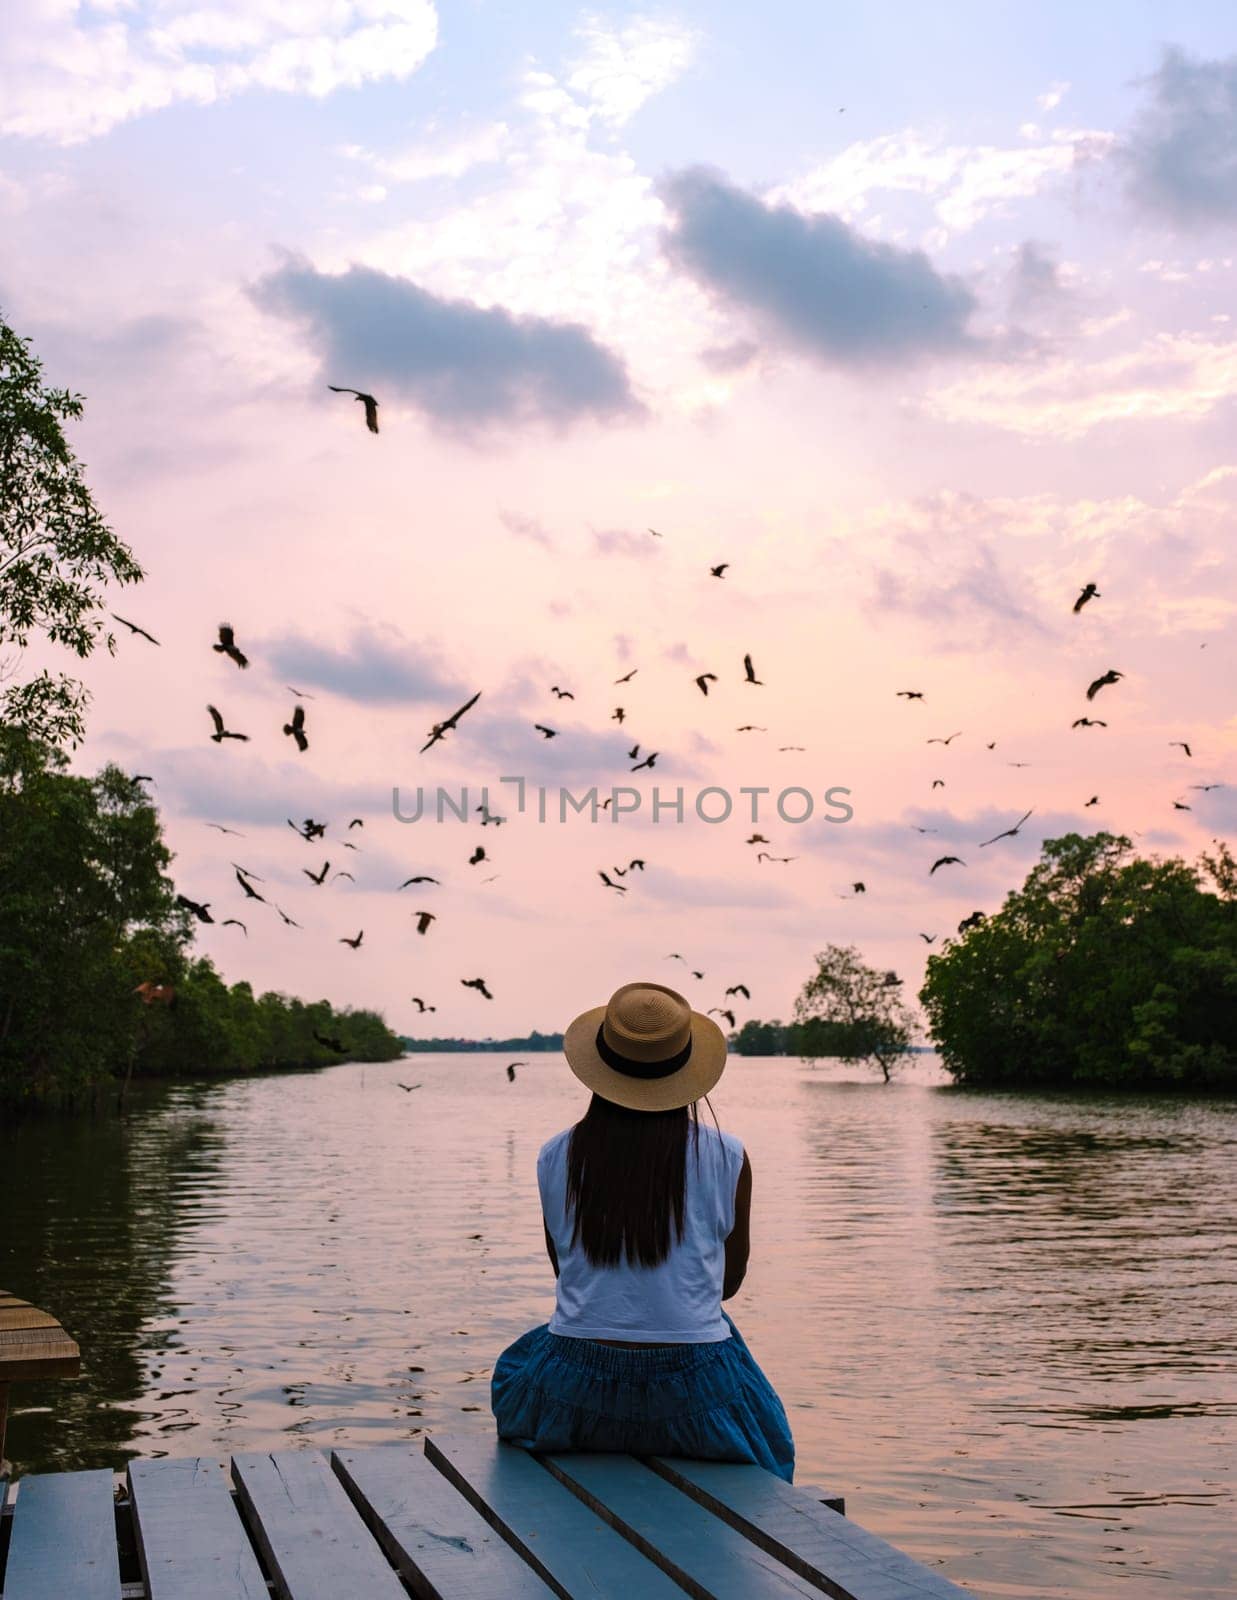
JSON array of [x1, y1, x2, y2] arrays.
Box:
[[1, 312, 143, 747], [793, 944, 915, 1082]]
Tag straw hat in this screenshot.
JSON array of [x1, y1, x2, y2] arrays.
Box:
[[563, 981, 728, 1111]]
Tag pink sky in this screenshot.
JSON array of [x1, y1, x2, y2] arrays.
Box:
[[2, 7, 1235, 1038]]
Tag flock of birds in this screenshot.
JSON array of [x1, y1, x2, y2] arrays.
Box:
[[108, 388, 1227, 1056]]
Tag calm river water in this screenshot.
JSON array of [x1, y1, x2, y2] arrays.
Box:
[[2, 1054, 1234, 1599]]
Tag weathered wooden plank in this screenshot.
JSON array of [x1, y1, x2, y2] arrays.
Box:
[[0, 1310, 62, 1333], [797, 1483, 847, 1516], [127, 1456, 268, 1600], [2, 1468, 122, 1600], [333, 1443, 556, 1599], [646, 1458, 975, 1600], [543, 1452, 827, 1599], [425, 1435, 687, 1600], [230, 1450, 406, 1600]]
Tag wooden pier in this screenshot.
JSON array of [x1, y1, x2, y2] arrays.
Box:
[[0, 1433, 975, 1600]]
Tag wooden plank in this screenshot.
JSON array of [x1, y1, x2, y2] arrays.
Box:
[[2, 1468, 122, 1600], [798, 1484, 847, 1516], [646, 1458, 975, 1600], [127, 1456, 268, 1600], [425, 1435, 687, 1600], [230, 1450, 406, 1600], [0, 1310, 62, 1333], [543, 1452, 827, 1599], [333, 1443, 555, 1599]]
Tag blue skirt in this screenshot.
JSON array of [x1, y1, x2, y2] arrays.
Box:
[[491, 1310, 795, 1482]]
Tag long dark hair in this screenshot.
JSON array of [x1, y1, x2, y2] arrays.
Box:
[[565, 1092, 720, 1268]]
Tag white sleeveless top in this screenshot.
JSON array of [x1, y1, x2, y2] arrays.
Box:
[[538, 1121, 745, 1343]]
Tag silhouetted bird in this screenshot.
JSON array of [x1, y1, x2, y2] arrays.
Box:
[[627, 744, 640, 761], [461, 977, 493, 999], [958, 911, 986, 933], [274, 905, 301, 928], [421, 691, 481, 754], [176, 895, 213, 923], [614, 669, 638, 684], [331, 871, 354, 883], [111, 613, 159, 645], [598, 870, 627, 893], [207, 704, 248, 742], [222, 919, 247, 934], [399, 874, 440, 888], [235, 868, 265, 901], [631, 751, 658, 772], [736, 725, 767, 732], [477, 805, 506, 826], [756, 852, 797, 862], [289, 817, 327, 840], [1173, 800, 1192, 811], [980, 808, 1033, 847], [1073, 583, 1100, 613], [742, 654, 762, 684], [931, 779, 945, 789], [349, 818, 364, 829], [469, 845, 487, 865], [340, 930, 364, 949], [414, 911, 436, 935], [1189, 782, 1225, 791], [283, 704, 308, 752], [910, 825, 938, 834], [896, 690, 924, 700], [710, 564, 729, 578], [778, 745, 806, 751], [1170, 741, 1193, 757], [507, 1063, 519, 1082], [551, 686, 574, 699], [303, 861, 330, 885], [930, 856, 965, 874], [747, 833, 769, 845], [213, 624, 248, 669], [1072, 718, 1106, 728], [206, 822, 244, 836], [327, 385, 379, 432], [397, 1083, 422, 1092], [927, 732, 961, 746], [534, 724, 557, 739], [411, 998, 436, 1013], [286, 685, 315, 699], [1085, 795, 1100, 806], [695, 673, 718, 695], [725, 984, 750, 998], [919, 933, 937, 943], [709, 1007, 736, 1027], [612, 707, 626, 724], [1086, 668, 1123, 700]]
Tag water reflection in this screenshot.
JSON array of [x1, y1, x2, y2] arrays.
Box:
[[0, 1057, 1233, 1600]]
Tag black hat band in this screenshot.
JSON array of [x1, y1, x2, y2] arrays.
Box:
[[595, 1023, 693, 1079]]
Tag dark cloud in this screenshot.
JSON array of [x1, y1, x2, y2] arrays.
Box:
[[870, 541, 1053, 647], [251, 259, 643, 433], [1116, 46, 1237, 227], [698, 339, 760, 373], [150, 749, 383, 828], [1008, 240, 1067, 314], [657, 165, 982, 369], [264, 627, 464, 705]]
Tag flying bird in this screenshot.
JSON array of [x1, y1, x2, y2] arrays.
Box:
[[695, 673, 718, 695], [918, 933, 937, 944], [551, 686, 575, 699], [1086, 669, 1123, 701], [742, 654, 762, 685], [468, 845, 488, 866], [1189, 782, 1224, 791], [399, 875, 440, 888], [111, 614, 159, 645], [1085, 795, 1100, 807], [630, 751, 658, 772], [533, 724, 557, 739], [477, 805, 506, 826], [303, 861, 330, 886], [926, 732, 961, 746], [283, 704, 308, 752], [273, 905, 301, 928], [910, 825, 938, 834], [598, 870, 627, 893], [979, 808, 1034, 847], [1072, 718, 1106, 729], [756, 852, 797, 863], [957, 911, 986, 933], [207, 704, 248, 742], [736, 725, 767, 732], [611, 707, 626, 724], [896, 690, 924, 700], [614, 669, 638, 684], [331, 871, 354, 883], [288, 817, 327, 840], [421, 690, 482, 754], [397, 1083, 422, 1093], [213, 624, 248, 669], [339, 930, 364, 949], [1173, 800, 1192, 811], [461, 978, 493, 999], [327, 385, 379, 433], [314, 1032, 346, 1053], [286, 685, 315, 699], [666, 953, 686, 962], [931, 779, 945, 789], [648, 528, 663, 538], [1073, 583, 1100, 613], [507, 1063, 519, 1082], [725, 984, 750, 999], [175, 895, 213, 923], [709, 1008, 736, 1027], [348, 818, 364, 829], [414, 911, 436, 935], [710, 564, 729, 578], [410, 998, 436, 1013], [1169, 741, 1193, 757], [929, 856, 965, 874], [222, 919, 247, 934], [234, 868, 265, 901], [778, 745, 806, 752], [205, 822, 244, 836]]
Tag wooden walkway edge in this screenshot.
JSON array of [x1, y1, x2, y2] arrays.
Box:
[[0, 1436, 979, 1600]]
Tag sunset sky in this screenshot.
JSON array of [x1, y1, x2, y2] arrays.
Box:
[[3, 2, 1235, 1040]]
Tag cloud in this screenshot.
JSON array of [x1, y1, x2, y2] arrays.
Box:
[[697, 339, 760, 373], [869, 533, 1054, 647], [0, 0, 438, 145], [1037, 81, 1071, 113], [1008, 240, 1069, 314], [592, 527, 658, 557], [656, 165, 983, 371], [499, 509, 556, 549], [561, 13, 699, 127], [640, 865, 795, 910], [264, 627, 464, 705], [1116, 46, 1237, 228], [150, 748, 384, 828], [252, 259, 642, 434], [341, 121, 510, 184]]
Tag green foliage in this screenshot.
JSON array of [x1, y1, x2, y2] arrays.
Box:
[[0, 728, 402, 1110], [1, 312, 143, 747], [401, 1030, 565, 1052], [792, 944, 915, 1081], [919, 833, 1237, 1091], [729, 1017, 895, 1057]]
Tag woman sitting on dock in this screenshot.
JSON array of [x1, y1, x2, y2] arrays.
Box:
[[491, 981, 795, 1481]]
